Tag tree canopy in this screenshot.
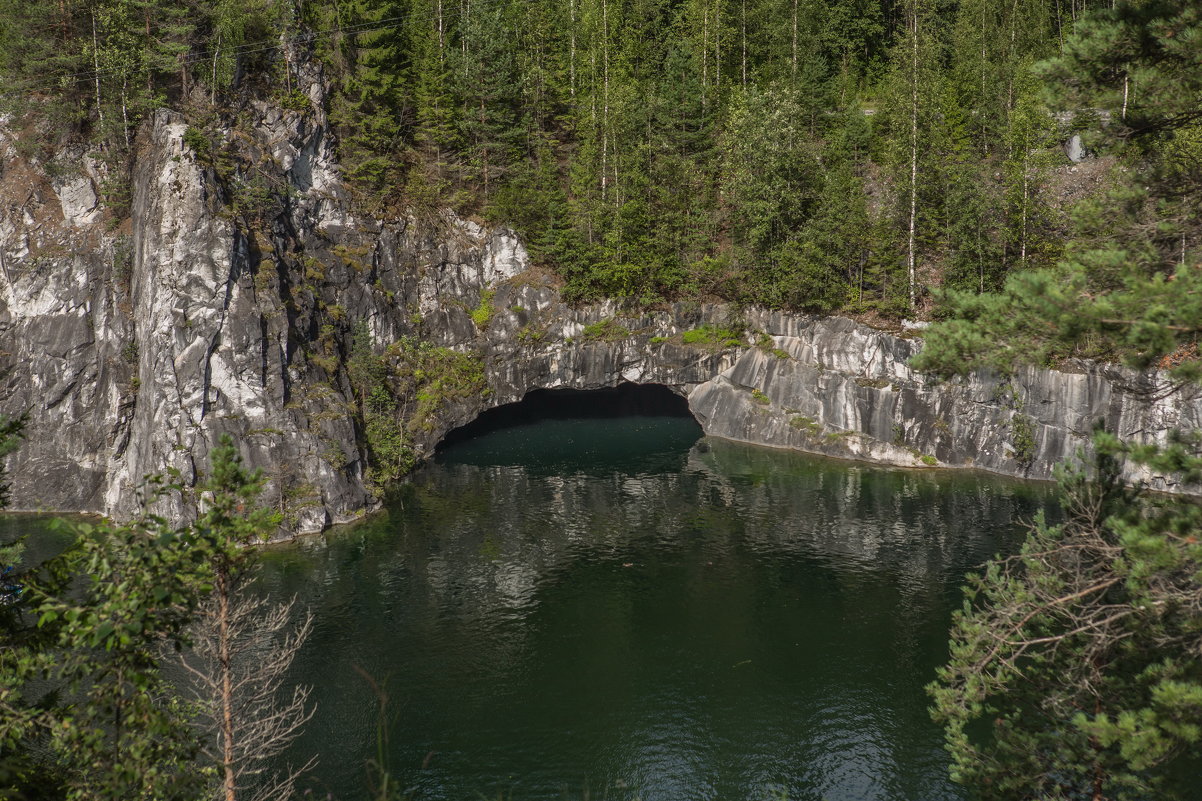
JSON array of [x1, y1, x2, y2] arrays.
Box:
[[3, 0, 1169, 317], [930, 437, 1202, 799], [0, 436, 292, 801], [920, 2, 1202, 796]]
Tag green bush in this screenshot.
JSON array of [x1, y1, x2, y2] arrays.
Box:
[[471, 290, 496, 329], [790, 415, 820, 434], [756, 332, 790, 359], [681, 325, 743, 348], [182, 126, 211, 159], [768, 239, 850, 313], [1010, 414, 1037, 467], [277, 88, 310, 113], [581, 318, 630, 342]]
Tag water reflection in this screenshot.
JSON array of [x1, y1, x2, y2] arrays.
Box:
[[261, 418, 1054, 801]]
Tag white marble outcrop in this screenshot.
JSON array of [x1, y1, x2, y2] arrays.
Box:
[[2, 54, 1200, 535]]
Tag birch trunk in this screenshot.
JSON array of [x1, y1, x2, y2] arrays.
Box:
[[907, 7, 919, 311], [702, 3, 708, 109], [92, 12, 103, 123], [437, 0, 445, 61], [1020, 168, 1029, 267], [741, 0, 747, 87], [120, 79, 130, 150], [462, 0, 469, 60], [480, 96, 489, 199], [601, 0, 610, 202], [211, 35, 220, 104], [715, 0, 721, 90], [791, 0, 798, 81]]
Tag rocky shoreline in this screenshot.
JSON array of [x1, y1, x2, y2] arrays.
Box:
[[2, 73, 1199, 535]]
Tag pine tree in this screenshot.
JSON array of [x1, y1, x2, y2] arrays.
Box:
[[935, 78, 1004, 296], [206, 0, 282, 96], [645, 25, 720, 271], [931, 437, 1202, 799], [1040, 0, 1202, 139], [410, 0, 459, 189], [0, 0, 90, 130], [1, 436, 303, 801], [178, 438, 311, 801]]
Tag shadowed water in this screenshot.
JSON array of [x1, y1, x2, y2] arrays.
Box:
[[259, 416, 1055, 801]]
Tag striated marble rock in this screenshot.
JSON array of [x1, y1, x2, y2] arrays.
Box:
[[2, 62, 1201, 535]]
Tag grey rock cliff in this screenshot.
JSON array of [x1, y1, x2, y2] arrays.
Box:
[[2, 79, 1200, 534]]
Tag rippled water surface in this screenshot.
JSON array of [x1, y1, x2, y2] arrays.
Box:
[[260, 416, 1055, 800]]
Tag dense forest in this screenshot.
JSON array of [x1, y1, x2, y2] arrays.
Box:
[[2, 0, 1198, 328], [4, 2, 1202, 799]]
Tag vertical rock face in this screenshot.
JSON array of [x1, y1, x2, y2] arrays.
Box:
[[0, 136, 127, 512], [2, 84, 1201, 535]]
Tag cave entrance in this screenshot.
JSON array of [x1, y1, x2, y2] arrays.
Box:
[[436, 382, 700, 450]]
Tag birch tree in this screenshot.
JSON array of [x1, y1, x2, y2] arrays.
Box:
[[879, 0, 940, 314], [904, 0, 921, 311]]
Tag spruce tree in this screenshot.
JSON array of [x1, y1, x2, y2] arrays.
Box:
[[454, 0, 521, 203], [332, 0, 411, 196]]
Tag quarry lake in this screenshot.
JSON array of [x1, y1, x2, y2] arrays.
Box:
[[260, 414, 1055, 801]]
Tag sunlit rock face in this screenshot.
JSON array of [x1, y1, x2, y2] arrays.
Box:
[[467, 295, 1202, 497], [1, 56, 1199, 533]]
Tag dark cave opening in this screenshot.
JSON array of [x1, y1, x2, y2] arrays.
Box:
[[436, 382, 700, 450]]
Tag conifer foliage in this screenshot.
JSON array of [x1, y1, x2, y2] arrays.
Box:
[[0, 435, 308, 801], [931, 433, 1202, 799], [1, 0, 1140, 317], [920, 2, 1202, 796]]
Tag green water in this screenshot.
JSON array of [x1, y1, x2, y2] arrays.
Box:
[[259, 416, 1054, 801]]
